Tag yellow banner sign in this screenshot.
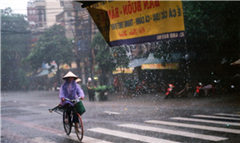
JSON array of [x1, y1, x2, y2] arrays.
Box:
[[88, 1, 185, 46], [112, 67, 134, 74], [141, 63, 179, 70]]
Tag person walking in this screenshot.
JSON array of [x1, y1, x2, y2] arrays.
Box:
[[113, 75, 119, 93], [87, 77, 95, 101], [76, 78, 82, 88]]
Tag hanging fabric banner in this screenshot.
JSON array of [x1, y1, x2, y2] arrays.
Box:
[[87, 1, 185, 47]]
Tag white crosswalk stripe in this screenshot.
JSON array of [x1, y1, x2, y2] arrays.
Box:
[[104, 111, 121, 115], [215, 113, 240, 117], [193, 114, 240, 121], [58, 132, 114, 143], [145, 120, 240, 134], [119, 124, 227, 141], [88, 127, 180, 143], [87, 112, 240, 142], [170, 117, 240, 126]]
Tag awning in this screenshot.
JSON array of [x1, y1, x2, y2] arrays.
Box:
[[59, 62, 77, 70], [36, 61, 57, 78], [112, 58, 146, 74], [141, 53, 179, 70], [128, 58, 147, 68], [230, 59, 240, 65], [36, 70, 49, 77]]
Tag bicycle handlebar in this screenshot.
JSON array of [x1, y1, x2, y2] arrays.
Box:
[[65, 97, 82, 103], [49, 97, 83, 114]]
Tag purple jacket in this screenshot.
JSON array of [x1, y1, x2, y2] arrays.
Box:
[[59, 80, 85, 106]]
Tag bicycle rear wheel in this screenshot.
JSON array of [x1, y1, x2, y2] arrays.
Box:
[[63, 111, 72, 135], [75, 113, 84, 141]]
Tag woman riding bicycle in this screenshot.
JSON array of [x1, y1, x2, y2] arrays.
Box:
[[59, 71, 85, 130]]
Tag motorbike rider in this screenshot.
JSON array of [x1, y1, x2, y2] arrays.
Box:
[[165, 84, 176, 99]]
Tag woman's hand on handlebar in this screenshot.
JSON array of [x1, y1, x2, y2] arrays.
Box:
[[61, 98, 65, 102], [80, 97, 84, 100]]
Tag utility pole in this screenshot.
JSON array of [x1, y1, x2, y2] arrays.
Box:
[[72, 2, 82, 81]]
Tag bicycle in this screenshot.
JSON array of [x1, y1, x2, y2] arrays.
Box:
[[49, 97, 84, 141]]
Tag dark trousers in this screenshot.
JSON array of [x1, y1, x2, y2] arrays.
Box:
[[165, 92, 175, 99], [64, 105, 79, 123], [88, 90, 95, 101]]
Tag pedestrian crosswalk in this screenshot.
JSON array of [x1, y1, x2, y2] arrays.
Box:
[[144, 120, 240, 134], [118, 124, 227, 141], [88, 128, 180, 143], [2, 112, 240, 143], [215, 113, 240, 117], [170, 117, 240, 126], [192, 114, 240, 121], [87, 112, 240, 143]]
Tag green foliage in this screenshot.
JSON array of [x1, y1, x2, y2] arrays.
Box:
[[91, 32, 116, 85], [22, 24, 75, 86], [92, 85, 112, 92], [153, 1, 240, 81], [1, 8, 31, 90], [90, 32, 130, 85], [91, 32, 115, 70], [23, 24, 74, 69], [111, 46, 129, 68], [90, 32, 107, 49], [182, 1, 240, 61]]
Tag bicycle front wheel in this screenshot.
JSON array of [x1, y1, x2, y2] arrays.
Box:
[[63, 111, 72, 135], [75, 113, 84, 141]]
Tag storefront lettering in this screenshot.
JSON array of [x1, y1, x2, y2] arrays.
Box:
[[108, 6, 119, 19], [123, 1, 142, 15], [143, 1, 160, 10]]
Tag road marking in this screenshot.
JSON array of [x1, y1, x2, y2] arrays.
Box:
[[104, 111, 120, 115], [1, 117, 112, 143], [215, 113, 240, 117], [171, 117, 240, 126], [193, 115, 240, 121], [1, 129, 40, 143], [32, 137, 56, 143], [119, 124, 228, 142], [88, 128, 180, 143], [145, 120, 240, 134]]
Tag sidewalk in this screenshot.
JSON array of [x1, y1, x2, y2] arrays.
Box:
[[103, 90, 240, 108], [2, 90, 239, 108]]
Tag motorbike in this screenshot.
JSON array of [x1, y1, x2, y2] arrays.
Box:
[[165, 84, 176, 99], [193, 82, 204, 97]]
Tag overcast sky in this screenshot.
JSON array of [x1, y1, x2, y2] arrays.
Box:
[[1, 0, 30, 15]]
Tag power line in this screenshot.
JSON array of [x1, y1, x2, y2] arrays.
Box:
[[1, 30, 31, 34]]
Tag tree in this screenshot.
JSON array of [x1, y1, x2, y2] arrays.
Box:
[[1, 7, 31, 90], [182, 1, 240, 81], [152, 1, 240, 83], [90, 32, 116, 85], [23, 24, 74, 86], [91, 32, 130, 91]]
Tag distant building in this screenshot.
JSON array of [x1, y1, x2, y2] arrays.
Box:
[[27, 0, 63, 32]]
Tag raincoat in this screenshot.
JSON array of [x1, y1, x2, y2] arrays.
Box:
[[59, 80, 85, 106]]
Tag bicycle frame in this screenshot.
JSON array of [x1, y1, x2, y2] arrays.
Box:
[[49, 97, 84, 141]]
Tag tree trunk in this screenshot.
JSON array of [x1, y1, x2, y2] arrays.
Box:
[[56, 61, 61, 87]]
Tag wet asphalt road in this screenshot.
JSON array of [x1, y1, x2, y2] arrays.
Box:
[[1, 90, 240, 143]]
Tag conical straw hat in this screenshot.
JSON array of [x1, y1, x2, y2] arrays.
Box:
[[76, 78, 81, 83], [63, 71, 78, 79]]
